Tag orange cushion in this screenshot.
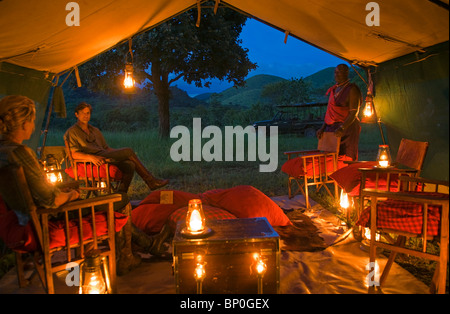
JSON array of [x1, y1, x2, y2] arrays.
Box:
[[202, 185, 291, 226], [65, 163, 123, 180], [281, 154, 352, 178]]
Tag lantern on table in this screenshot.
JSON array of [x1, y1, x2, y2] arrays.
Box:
[[79, 250, 111, 294], [181, 199, 211, 238], [44, 154, 63, 184], [376, 145, 392, 168]]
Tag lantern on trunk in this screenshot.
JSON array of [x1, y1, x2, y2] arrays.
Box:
[[182, 199, 211, 238], [376, 145, 392, 168], [79, 250, 111, 294]]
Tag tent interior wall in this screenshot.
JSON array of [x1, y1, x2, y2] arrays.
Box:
[[0, 0, 449, 180], [373, 41, 449, 181]]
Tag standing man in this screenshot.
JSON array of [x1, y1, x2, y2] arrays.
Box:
[[64, 102, 169, 193], [317, 64, 362, 160]]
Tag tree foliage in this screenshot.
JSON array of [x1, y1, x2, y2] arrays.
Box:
[[75, 2, 257, 137], [261, 77, 313, 105]]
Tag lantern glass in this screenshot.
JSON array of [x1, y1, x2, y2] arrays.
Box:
[[376, 145, 392, 168], [123, 62, 135, 89], [79, 251, 108, 294], [363, 97, 374, 118], [44, 154, 63, 184], [186, 199, 206, 234]]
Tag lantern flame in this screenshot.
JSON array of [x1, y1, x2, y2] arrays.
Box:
[[123, 73, 135, 89], [340, 190, 351, 209], [189, 209, 203, 233]]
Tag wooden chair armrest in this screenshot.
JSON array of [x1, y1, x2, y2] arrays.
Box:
[[37, 194, 123, 214], [361, 188, 448, 204], [343, 160, 369, 165], [73, 158, 113, 163]]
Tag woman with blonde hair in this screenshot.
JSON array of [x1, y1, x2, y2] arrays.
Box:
[[0, 95, 79, 225]]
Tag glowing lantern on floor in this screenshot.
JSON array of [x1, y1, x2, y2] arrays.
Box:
[[79, 250, 111, 294], [340, 190, 351, 209], [376, 145, 392, 168], [184, 199, 207, 236]]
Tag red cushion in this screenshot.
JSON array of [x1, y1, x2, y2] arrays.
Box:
[[131, 190, 199, 234], [0, 196, 128, 253], [167, 205, 237, 230], [202, 185, 291, 226], [65, 163, 123, 180], [281, 154, 352, 178], [356, 192, 448, 236], [330, 161, 402, 195]]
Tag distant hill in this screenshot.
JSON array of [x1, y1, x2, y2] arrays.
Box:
[[200, 74, 286, 107]]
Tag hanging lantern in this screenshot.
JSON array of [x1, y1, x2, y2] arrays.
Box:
[[79, 250, 111, 294], [123, 39, 136, 94], [182, 199, 211, 238], [44, 154, 63, 184], [363, 94, 375, 118], [376, 145, 392, 168], [123, 62, 135, 90]]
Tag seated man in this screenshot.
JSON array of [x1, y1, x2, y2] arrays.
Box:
[[64, 102, 169, 193]]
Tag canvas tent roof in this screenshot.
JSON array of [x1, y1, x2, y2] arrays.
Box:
[[1, 0, 449, 180], [1, 0, 449, 74]]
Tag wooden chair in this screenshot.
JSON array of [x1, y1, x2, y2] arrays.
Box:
[[0, 165, 123, 294], [64, 141, 122, 198], [281, 132, 341, 209], [335, 138, 429, 217], [362, 176, 449, 294]]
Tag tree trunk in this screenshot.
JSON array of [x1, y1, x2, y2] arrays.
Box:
[[150, 60, 171, 138]]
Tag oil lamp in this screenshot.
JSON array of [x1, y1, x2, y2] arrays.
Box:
[[181, 199, 211, 238], [376, 144, 392, 168], [79, 250, 111, 294], [123, 38, 136, 94], [363, 93, 375, 118], [253, 253, 267, 294], [339, 189, 351, 210], [44, 154, 63, 184], [193, 255, 206, 294]]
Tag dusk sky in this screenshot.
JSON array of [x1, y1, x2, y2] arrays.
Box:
[[175, 18, 343, 96]]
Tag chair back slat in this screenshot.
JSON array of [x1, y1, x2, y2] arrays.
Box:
[[396, 138, 429, 173]]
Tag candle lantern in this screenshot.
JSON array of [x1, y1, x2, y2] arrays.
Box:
[[181, 199, 211, 238], [123, 62, 135, 90], [253, 253, 267, 294], [339, 189, 351, 209], [44, 154, 63, 184], [123, 38, 136, 94], [376, 145, 392, 168], [79, 250, 111, 294], [193, 255, 206, 294], [363, 93, 375, 118]]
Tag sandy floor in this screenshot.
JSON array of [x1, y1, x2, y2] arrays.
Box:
[[0, 195, 430, 294]]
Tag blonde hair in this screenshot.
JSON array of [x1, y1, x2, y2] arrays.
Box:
[[0, 95, 36, 135]]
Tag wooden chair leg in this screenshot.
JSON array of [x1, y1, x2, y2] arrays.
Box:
[[380, 236, 406, 286], [15, 252, 29, 288]]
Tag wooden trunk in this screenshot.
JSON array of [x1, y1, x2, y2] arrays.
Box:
[[173, 218, 280, 294]]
